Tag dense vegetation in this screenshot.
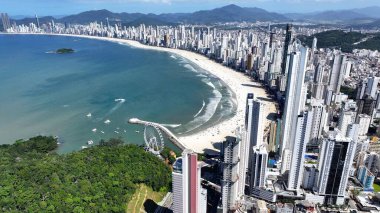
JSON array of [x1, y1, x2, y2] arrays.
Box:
[[355, 35, 380, 52], [299, 30, 367, 53], [56, 48, 74, 54], [0, 136, 171, 212]]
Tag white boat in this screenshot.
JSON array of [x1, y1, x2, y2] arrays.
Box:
[[92, 128, 97, 132], [86, 113, 92, 117], [114, 98, 125, 103], [114, 131, 119, 134], [100, 131, 105, 134], [87, 140, 94, 145], [81, 146, 88, 149], [135, 130, 140, 133], [104, 119, 111, 124]]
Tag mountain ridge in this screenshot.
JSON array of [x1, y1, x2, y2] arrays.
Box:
[[9, 4, 380, 27]]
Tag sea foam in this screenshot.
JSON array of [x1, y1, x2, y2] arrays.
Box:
[[193, 100, 206, 118], [183, 89, 222, 133], [184, 64, 198, 73]]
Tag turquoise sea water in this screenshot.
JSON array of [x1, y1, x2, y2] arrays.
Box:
[[0, 34, 236, 153]]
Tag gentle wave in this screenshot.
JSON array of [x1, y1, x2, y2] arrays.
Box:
[[183, 89, 222, 133], [183, 64, 198, 73], [207, 82, 216, 89], [193, 100, 206, 118], [201, 78, 216, 90]]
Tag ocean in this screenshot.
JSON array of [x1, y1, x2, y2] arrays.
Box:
[[0, 34, 236, 153]]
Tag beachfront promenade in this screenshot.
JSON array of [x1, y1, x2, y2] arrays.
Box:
[[128, 118, 188, 151]]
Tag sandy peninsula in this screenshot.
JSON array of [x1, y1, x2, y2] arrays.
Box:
[[4, 33, 277, 153]]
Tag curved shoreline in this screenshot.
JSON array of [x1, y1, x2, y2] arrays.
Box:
[[2, 33, 277, 153]]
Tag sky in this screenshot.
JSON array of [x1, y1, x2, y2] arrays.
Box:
[[2, 0, 380, 16]]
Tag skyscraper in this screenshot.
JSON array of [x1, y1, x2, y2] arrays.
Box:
[[312, 63, 326, 100], [250, 145, 268, 189], [328, 53, 345, 94], [338, 110, 355, 137], [221, 133, 245, 212], [280, 44, 308, 160], [287, 111, 312, 191], [245, 93, 265, 184], [1, 13, 11, 32], [245, 94, 265, 149], [366, 76, 380, 99], [172, 149, 207, 213], [35, 14, 40, 29], [309, 100, 327, 145], [281, 24, 293, 75], [316, 135, 356, 205]]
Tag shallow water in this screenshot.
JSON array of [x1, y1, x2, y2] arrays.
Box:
[[0, 34, 235, 153]]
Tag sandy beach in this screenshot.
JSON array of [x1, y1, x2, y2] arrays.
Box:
[[4, 33, 277, 153]]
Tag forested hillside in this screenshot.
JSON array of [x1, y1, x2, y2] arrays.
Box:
[[0, 136, 171, 212]]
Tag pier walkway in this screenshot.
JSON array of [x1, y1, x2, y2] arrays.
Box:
[[128, 118, 188, 151]]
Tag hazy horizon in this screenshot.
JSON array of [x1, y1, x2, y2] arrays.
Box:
[[3, 0, 380, 17]]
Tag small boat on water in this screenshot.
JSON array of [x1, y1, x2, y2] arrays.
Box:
[[104, 119, 111, 124], [92, 128, 97, 132], [135, 130, 140, 133], [87, 140, 94, 145], [81, 146, 88, 149], [86, 113, 92, 117]]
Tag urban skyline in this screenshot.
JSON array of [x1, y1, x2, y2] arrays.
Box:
[[1, 2, 380, 212]]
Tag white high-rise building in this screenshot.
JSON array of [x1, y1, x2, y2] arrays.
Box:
[[342, 60, 352, 79], [346, 123, 359, 141], [245, 93, 266, 183], [250, 145, 268, 189], [302, 166, 318, 190], [245, 93, 265, 148], [172, 149, 207, 213], [309, 99, 327, 145], [316, 134, 356, 205], [280, 44, 308, 161], [287, 111, 313, 191], [328, 53, 345, 94], [338, 110, 355, 136], [312, 64, 326, 100], [357, 114, 371, 136], [366, 76, 379, 99], [221, 130, 246, 212]]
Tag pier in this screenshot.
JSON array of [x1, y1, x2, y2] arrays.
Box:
[[128, 118, 188, 151]]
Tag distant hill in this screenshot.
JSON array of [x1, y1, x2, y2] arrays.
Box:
[[60, 9, 146, 24], [285, 10, 371, 23], [352, 6, 380, 19], [125, 15, 177, 27], [284, 6, 380, 24], [12, 4, 288, 26], [14, 16, 57, 26], [9, 4, 380, 27], [175, 4, 288, 24], [351, 19, 380, 29]]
